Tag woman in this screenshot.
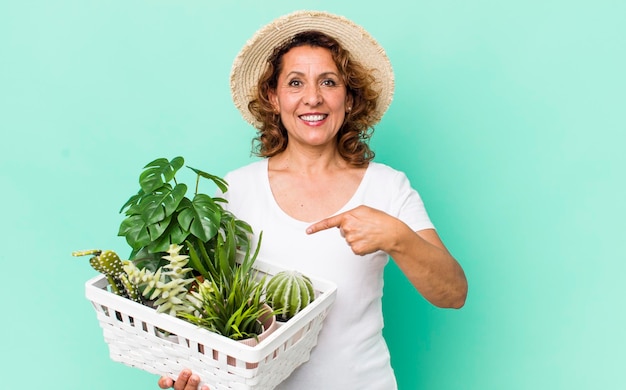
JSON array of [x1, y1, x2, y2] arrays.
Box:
[[159, 10, 467, 390]]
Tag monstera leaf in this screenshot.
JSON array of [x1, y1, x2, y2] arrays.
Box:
[[177, 194, 222, 243], [119, 189, 145, 215], [187, 166, 229, 194], [139, 157, 184, 193], [138, 183, 187, 225], [118, 214, 152, 250], [145, 216, 190, 253], [117, 156, 254, 279]]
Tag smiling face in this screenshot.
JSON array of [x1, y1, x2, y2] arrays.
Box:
[[269, 45, 352, 150]]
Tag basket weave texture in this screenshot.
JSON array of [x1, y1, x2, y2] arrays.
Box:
[[85, 260, 337, 390]]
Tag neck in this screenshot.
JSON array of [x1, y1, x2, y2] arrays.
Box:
[[269, 144, 348, 175]]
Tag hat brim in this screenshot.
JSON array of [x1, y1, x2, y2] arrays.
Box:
[[230, 10, 394, 129]]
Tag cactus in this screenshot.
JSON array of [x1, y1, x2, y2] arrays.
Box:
[[73, 245, 197, 312], [72, 249, 138, 300], [266, 271, 315, 321]]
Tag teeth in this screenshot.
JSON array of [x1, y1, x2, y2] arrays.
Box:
[[300, 114, 326, 121]]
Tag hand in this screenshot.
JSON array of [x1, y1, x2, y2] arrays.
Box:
[[308, 206, 468, 308], [158, 369, 210, 390], [306, 205, 400, 255]]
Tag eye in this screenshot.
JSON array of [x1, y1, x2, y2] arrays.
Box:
[[321, 79, 337, 87], [288, 79, 302, 87]]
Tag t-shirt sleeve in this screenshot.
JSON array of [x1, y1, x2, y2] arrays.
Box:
[[393, 170, 435, 232]]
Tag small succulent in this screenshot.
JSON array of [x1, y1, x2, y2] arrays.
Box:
[[266, 271, 315, 322], [72, 249, 140, 302], [124, 244, 197, 316], [75, 245, 199, 316]]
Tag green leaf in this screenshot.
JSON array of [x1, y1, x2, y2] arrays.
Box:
[[146, 213, 173, 241], [234, 217, 253, 235], [119, 189, 145, 214], [218, 211, 253, 252], [198, 240, 219, 278], [241, 231, 262, 275], [145, 220, 189, 253], [139, 157, 184, 193], [177, 194, 222, 242], [185, 238, 219, 280], [214, 233, 228, 278], [118, 214, 151, 250], [216, 220, 238, 277], [185, 239, 209, 277], [129, 247, 166, 269], [187, 166, 229, 194], [138, 183, 187, 224]]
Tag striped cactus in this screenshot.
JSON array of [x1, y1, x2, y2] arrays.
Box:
[[266, 270, 315, 321]]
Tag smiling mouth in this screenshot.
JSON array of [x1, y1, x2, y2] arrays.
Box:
[[299, 114, 327, 122]]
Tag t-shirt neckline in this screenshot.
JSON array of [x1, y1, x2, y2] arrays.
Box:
[[261, 158, 373, 225]]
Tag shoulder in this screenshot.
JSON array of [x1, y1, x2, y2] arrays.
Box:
[[367, 161, 410, 186], [224, 159, 267, 180], [367, 162, 434, 230], [216, 159, 267, 200], [364, 161, 423, 203], [222, 159, 267, 188], [367, 161, 402, 175]]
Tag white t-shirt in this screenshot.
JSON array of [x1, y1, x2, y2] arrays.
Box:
[[219, 159, 434, 389]]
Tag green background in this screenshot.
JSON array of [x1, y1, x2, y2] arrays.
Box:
[[2, 0, 624, 389]]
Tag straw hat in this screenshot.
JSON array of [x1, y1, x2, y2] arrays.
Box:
[[230, 10, 394, 129]]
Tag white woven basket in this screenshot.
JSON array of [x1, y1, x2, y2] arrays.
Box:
[[85, 259, 337, 390]]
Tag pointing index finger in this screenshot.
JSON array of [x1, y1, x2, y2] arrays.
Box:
[[306, 214, 343, 234]]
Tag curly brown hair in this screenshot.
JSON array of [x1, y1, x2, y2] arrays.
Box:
[[247, 31, 381, 167]]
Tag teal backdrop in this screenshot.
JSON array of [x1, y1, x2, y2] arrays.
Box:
[[2, 1, 625, 389]]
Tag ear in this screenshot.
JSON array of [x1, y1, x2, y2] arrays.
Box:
[[269, 89, 280, 113], [345, 95, 354, 113]]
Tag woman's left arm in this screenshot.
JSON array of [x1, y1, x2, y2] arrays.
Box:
[[306, 205, 467, 308]]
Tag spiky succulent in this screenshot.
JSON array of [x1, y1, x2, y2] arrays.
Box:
[[124, 244, 197, 316], [75, 244, 199, 316]]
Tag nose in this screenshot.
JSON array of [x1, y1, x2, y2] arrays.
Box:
[[303, 84, 322, 106]]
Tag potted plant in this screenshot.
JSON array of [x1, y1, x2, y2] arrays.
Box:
[[117, 156, 252, 280], [180, 229, 275, 341], [74, 156, 276, 342]]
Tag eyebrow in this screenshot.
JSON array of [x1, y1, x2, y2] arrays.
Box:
[[285, 71, 340, 79]]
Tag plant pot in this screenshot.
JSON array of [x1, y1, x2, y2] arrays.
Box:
[[234, 305, 278, 368], [203, 304, 278, 369]]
